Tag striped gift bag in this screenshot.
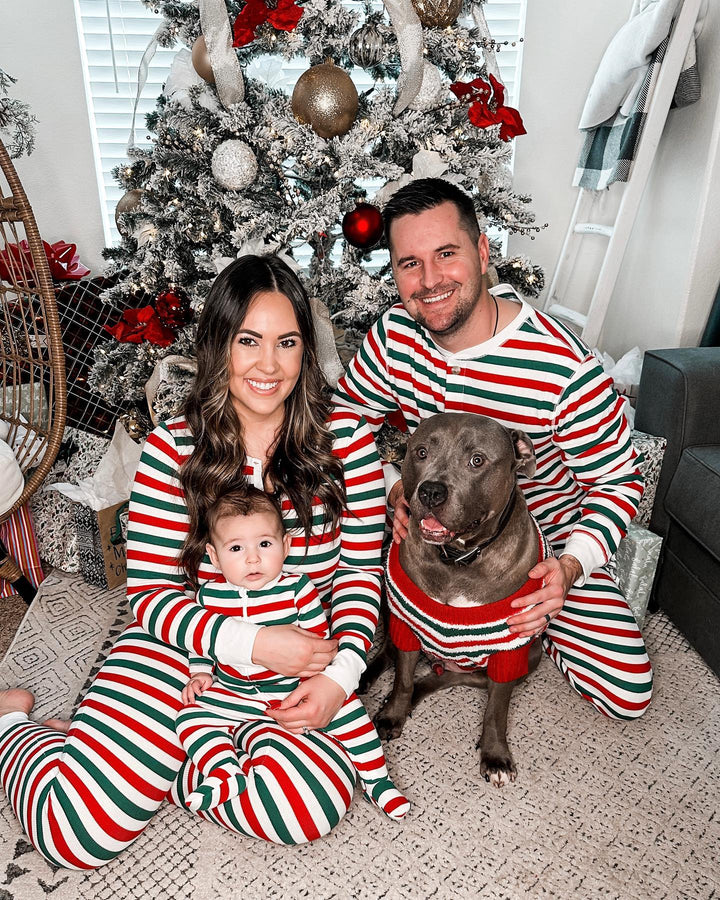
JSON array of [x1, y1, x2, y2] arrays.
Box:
[[0, 503, 44, 597]]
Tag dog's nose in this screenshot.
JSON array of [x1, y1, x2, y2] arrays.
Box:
[[418, 480, 447, 509]]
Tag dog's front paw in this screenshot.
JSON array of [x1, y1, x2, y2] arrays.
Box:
[[374, 705, 408, 741], [477, 745, 517, 788]]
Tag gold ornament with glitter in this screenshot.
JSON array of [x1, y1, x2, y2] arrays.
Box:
[[291, 62, 358, 139], [411, 0, 462, 28]]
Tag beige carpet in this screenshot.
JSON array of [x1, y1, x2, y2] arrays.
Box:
[[0, 594, 27, 659], [0, 571, 718, 900]]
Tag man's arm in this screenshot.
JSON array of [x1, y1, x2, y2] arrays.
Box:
[[552, 353, 643, 581]]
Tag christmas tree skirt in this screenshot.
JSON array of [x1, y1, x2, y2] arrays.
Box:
[[1, 571, 717, 900]]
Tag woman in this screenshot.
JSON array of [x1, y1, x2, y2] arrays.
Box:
[[0, 255, 386, 867]]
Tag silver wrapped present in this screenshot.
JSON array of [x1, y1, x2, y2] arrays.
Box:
[[616, 522, 663, 626], [630, 430, 667, 528]]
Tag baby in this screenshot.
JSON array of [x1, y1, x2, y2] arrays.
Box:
[[177, 487, 410, 820]]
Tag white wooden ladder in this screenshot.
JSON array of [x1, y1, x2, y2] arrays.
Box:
[[544, 0, 704, 347]]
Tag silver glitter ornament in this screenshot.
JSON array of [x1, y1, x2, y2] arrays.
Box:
[[291, 63, 358, 139], [409, 61, 445, 110], [348, 23, 387, 69], [211, 140, 258, 190], [411, 0, 462, 27]]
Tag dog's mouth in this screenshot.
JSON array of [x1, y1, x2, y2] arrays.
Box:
[[419, 516, 457, 544]]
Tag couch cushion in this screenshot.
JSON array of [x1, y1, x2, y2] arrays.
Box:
[[664, 446, 720, 563]]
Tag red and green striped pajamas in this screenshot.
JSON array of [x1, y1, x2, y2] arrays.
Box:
[[176, 573, 405, 815], [0, 408, 387, 866], [334, 287, 653, 720]]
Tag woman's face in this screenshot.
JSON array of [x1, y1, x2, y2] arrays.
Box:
[[228, 290, 304, 428]]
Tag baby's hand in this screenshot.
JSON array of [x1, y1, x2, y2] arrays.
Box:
[[182, 673, 213, 705]]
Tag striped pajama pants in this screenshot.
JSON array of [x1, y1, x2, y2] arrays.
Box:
[[176, 684, 391, 800], [542, 567, 653, 719], [0, 624, 358, 869]]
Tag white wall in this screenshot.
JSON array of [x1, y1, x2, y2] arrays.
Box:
[[0, 0, 107, 273], [509, 0, 720, 357]]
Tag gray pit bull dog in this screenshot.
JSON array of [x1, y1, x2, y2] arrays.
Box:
[[374, 412, 550, 787]]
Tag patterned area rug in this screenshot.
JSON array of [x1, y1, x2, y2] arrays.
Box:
[[1, 571, 718, 900]]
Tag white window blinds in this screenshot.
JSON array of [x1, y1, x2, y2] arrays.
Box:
[[76, 0, 527, 245]]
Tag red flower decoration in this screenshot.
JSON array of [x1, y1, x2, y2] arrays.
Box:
[[105, 306, 176, 348], [450, 73, 526, 142], [232, 0, 304, 48]]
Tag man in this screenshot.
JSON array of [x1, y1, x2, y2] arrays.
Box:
[[334, 178, 652, 720]]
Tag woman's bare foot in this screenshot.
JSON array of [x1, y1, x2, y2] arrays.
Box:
[[42, 718, 71, 733], [0, 688, 35, 717]]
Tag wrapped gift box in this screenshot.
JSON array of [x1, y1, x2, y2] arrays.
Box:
[[630, 429, 667, 528], [616, 521, 663, 626], [31, 426, 134, 589]]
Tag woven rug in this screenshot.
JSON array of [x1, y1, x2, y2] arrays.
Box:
[[0, 572, 718, 900]]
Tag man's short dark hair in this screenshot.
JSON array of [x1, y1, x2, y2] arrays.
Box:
[[207, 487, 284, 540], [382, 178, 481, 250]]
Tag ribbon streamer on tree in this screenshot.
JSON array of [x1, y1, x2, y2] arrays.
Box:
[[471, 2, 502, 83], [383, 0, 424, 115], [199, 0, 245, 108], [128, 21, 166, 150]]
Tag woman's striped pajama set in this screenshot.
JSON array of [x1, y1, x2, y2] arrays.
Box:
[[177, 572, 407, 819], [334, 286, 653, 720], [0, 407, 386, 867]]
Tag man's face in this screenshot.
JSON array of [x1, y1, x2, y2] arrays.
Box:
[[389, 201, 490, 347]]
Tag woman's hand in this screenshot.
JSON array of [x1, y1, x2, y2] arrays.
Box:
[[182, 673, 213, 705], [252, 625, 338, 678], [388, 481, 410, 544], [506, 555, 582, 639], [267, 674, 346, 733]]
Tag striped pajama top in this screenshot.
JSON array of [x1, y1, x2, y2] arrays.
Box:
[[126, 406, 385, 685], [333, 285, 643, 575], [189, 572, 329, 694]]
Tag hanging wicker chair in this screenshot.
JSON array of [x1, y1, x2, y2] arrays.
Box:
[[0, 137, 66, 599]]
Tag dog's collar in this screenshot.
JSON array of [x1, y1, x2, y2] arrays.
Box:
[[438, 489, 518, 567]]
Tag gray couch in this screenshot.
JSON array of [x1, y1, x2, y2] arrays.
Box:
[[634, 348, 720, 676]]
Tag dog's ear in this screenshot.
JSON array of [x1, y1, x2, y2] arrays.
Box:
[[511, 429, 536, 478]]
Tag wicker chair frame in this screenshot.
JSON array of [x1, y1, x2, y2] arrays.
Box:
[[0, 138, 66, 531]]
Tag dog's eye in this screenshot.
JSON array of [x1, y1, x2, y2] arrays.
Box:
[[469, 453, 484, 468], [416, 446, 428, 459]]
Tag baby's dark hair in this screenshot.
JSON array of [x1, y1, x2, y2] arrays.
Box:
[[206, 487, 285, 544]]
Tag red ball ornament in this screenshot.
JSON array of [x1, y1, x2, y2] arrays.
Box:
[[342, 203, 384, 249], [155, 289, 191, 329]]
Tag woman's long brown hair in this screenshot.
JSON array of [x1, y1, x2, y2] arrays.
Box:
[[178, 255, 346, 586]]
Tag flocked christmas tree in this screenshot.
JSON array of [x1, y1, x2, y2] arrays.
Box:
[[90, 0, 544, 425]]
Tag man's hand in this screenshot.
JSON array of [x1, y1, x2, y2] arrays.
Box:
[[252, 625, 338, 678], [388, 481, 410, 543], [267, 674, 346, 733], [182, 673, 213, 705], [506, 554, 582, 639]]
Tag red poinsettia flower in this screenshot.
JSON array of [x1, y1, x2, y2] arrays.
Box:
[[232, 0, 304, 48], [105, 306, 176, 348], [450, 73, 525, 143], [497, 105, 527, 141]]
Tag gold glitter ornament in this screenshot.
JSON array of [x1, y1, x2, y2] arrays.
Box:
[[411, 0, 462, 27], [114, 189, 144, 235], [291, 62, 359, 139], [348, 23, 387, 69]]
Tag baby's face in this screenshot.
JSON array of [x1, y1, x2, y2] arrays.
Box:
[[207, 510, 288, 589]]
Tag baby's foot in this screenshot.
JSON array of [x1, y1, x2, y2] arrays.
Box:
[[42, 718, 71, 733], [0, 688, 34, 718], [186, 770, 247, 813], [362, 776, 410, 822]]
